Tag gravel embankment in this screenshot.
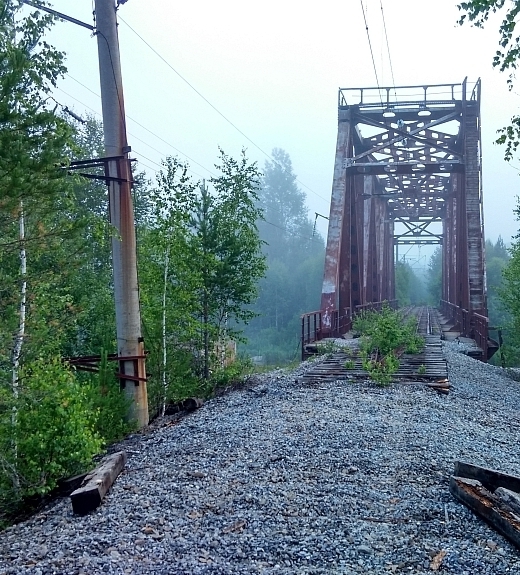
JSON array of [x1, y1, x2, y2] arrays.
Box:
[[2, 343, 520, 574]]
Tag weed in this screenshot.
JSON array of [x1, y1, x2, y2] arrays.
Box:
[[418, 364, 427, 375], [362, 352, 399, 386], [353, 306, 424, 385], [344, 359, 355, 369], [317, 340, 340, 358]]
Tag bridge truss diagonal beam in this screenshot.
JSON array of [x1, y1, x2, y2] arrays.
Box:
[[319, 79, 489, 354]]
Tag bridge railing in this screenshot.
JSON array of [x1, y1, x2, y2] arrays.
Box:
[[441, 300, 471, 334], [440, 299, 489, 359], [300, 310, 353, 357], [301, 310, 323, 353], [473, 312, 489, 360]]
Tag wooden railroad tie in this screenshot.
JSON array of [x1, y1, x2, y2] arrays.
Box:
[[70, 451, 127, 515]]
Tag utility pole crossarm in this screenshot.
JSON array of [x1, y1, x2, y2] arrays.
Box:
[[21, 0, 94, 30]]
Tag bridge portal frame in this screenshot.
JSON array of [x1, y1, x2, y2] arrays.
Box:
[[319, 79, 489, 355]]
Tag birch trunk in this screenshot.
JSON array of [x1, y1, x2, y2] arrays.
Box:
[[160, 245, 170, 417], [12, 203, 26, 393], [11, 202, 26, 490]]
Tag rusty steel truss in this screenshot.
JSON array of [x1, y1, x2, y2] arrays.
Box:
[[316, 79, 494, 359]]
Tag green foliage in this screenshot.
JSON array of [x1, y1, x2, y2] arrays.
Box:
[[395, 260, 427, 306], [418, 364, 427, 375], [499, 219, 520, 363], [242, 148, 325, 364], [209, 357, 254, 391], [426, 247, 443, 305], [344, 359, 355, 369], [486, 237, 511, 329], [316, 340, 341, 358], [353, 307, 424, 356], [84, 350, 135, 447], [362, 352, 400, 386], [458, 1, 520, 160], [0, 9, 126, 517], [139, 149, 266, 410], [0, 358, 100, 506], [458, 1, 520, 80], [353, 306, 424, 385]]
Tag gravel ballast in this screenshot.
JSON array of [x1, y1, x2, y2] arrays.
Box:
[[2, 342, 520, 574]]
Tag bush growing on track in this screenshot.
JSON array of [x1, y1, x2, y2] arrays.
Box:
[[353, 306, 424, 385]]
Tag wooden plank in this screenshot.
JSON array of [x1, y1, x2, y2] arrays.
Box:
[[70, 451, 127, 515], [495, 487, 520, 516], [450, 476, 520, 550], [58, 472, 88, 496], [454, 461, 520, 493]]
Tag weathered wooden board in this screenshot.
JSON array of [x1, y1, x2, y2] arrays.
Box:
[[454, 461, 520, 494], [496, 487, 520, 515], [450, 476, 520, 550], [70, 451, 127, 515], [299, 342, 448, 386]]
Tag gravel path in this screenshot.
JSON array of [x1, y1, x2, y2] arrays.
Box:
[[2, 343, 520, 574]]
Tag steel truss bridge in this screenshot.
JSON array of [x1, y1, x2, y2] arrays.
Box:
[[303, 79, 498, 361]]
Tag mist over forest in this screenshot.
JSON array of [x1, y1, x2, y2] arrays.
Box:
[[240, 149, 326, 364], [241, 149, 515, 367]]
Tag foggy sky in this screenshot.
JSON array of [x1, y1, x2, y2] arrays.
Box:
[[35, 0, 520, 248]]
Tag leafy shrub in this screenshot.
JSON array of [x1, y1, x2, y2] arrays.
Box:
[[0, 358, 101, 503], [210, 356, 254, 391], [84, 350, 136, 447], [362, 352, 400, 386], [353, 306, 424, 385], [316, 340, 340, 358]]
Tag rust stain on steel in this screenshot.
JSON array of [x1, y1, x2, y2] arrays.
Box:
[[320, 109, 351, 329]]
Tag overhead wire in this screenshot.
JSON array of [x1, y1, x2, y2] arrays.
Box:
[[55, 86, 207, 180], [379, 0, 397, 100], [117, 15, 330, 206], [56, 86, 326, 245], [359, 0, 384, 105], [66, 74, 216, 177]]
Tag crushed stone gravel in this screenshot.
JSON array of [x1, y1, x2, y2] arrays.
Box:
[[1, 342, 520, 574]]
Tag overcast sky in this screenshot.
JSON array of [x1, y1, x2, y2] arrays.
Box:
[[35, 0, 520, 252]]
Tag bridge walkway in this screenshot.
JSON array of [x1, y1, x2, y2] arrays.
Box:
[[300, 306, 449, 392]]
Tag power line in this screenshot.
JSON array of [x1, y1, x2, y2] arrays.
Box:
[[55, 87, 207, 180], [56, 87, 325, 244], [66, 74, 216, 177], [261, 218, 325, 246], [117, 15, 330, 206], [359, 0, 383, 105], [380, 0, 397, 100]]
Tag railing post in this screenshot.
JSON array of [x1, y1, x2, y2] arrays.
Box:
[[301, 316, 305, 361]]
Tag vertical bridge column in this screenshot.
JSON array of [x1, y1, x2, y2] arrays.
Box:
[[320, 105, 395, 334], [320, 109, 351, 333]]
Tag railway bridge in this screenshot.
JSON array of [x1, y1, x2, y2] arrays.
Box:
[[303, 79, 498, 361]]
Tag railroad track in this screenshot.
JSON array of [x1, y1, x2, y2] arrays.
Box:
[[299, 306, 449, 393]]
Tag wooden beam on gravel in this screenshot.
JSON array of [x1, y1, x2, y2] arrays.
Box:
[[450, 462, 520, 550], [70, 451, 127, 515], [453, 461, 520, 493], [450, 476, 520, 550]]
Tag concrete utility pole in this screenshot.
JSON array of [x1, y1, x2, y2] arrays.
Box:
[[94, 0, 148, 427]]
